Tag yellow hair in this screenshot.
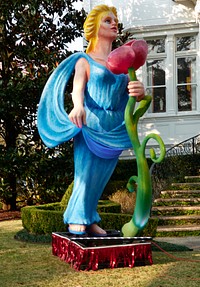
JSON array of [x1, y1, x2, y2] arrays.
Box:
[[83, 5, 118, 54]]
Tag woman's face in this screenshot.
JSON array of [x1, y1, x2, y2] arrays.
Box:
[[98, 12, 118, 41]]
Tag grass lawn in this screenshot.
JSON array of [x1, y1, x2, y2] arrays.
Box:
[[1, 220, 200, 287]]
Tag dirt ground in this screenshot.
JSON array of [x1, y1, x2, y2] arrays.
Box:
[[0, 210, 21, 221]]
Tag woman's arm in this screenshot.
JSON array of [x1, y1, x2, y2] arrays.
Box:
[[68, 58, 89, 128]]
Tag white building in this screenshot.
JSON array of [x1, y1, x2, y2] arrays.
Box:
[[83, 0, 200, 157]]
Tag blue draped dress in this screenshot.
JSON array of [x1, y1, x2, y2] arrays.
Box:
[[37, 52, 132, 226]]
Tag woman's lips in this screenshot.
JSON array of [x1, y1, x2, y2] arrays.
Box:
[[111, 27, 117, 32]]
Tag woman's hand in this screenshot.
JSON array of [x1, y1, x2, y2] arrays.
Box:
[[68, 104, 86, 128], [128, 81, 145, 102]]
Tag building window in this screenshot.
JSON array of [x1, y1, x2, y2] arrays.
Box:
[[145, 34, 197, 114], [146, 38, 166, 113], [176, 35, 197, 112]]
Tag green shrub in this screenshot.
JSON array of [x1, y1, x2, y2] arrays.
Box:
[[99, 213, 157, 237], [21, 200, 121, 234], [21, 202, 157, 236], [110, 159, 152, 181], [110, 160, 137, 181], [97, 200, 121, 213], [34, 202, 62, 211], [21, 203, 65, 234]]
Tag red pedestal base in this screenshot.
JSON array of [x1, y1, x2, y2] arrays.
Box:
[[52, 232, 153, 271]]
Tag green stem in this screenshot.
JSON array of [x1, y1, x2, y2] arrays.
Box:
[[128, 67, 137, 81], [125, 68, 139, 151], [122, 67, 166, 237]]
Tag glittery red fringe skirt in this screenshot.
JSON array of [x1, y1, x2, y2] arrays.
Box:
[[52, 232, 153, 271]]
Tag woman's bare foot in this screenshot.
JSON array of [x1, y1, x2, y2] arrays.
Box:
[[88, 224, 107, 236], [68, 224, 86, 234]]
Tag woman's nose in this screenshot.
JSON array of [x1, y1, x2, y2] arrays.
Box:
[[111, 20, 117, 27]]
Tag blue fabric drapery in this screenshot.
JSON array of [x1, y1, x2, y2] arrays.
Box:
[[37, 52, 132, 159]]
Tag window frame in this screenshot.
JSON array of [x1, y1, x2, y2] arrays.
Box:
[[141, 31, 198, 117], [175, 34, 198, 113], [145, 37, 167, 114]]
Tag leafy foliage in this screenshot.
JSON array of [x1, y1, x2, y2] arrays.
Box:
[[0, 0, 86, 209], [21, 202, 157, 236]]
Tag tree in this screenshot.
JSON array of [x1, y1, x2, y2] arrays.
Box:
[[0, 0, 85, 210]]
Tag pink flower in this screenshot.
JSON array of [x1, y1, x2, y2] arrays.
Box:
[[107, 39, 148, 74]]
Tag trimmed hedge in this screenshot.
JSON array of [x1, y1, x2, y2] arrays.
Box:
[[97, 200, 121, 213], [99, 212, 158, 237], [21, 201, 121, 234], [21, 201, 157, 236], [21, 203, 65, 234]]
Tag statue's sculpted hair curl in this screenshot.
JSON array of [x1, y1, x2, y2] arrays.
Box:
[[83, 5, 118, 54]]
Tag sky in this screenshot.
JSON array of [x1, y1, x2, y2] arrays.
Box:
[[67, 1, 84, 52], [68, 37, 84, 52]]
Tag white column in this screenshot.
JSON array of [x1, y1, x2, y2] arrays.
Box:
[[195, 0, 200, 23], [195, 0, 200, 112], [166, 35, 176, 115]]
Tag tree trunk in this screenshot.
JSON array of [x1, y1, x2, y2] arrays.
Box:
[[5, 120, 18, 211], [7, 173, 17, 210]]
